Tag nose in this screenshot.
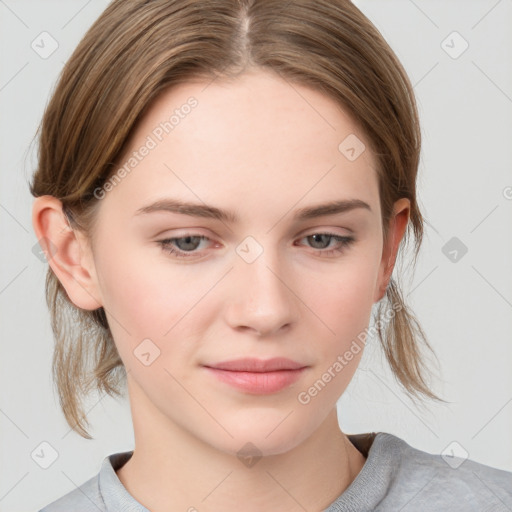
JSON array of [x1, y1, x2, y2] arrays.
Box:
[[224, 247, 299, 337]]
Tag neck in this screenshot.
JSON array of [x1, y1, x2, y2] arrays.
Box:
[[116, 384, 366, 512]]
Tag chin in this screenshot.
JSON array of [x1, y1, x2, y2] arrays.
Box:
[[209, 414, 312, 458]]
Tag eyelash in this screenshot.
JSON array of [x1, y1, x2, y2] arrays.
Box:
[[158, 232, 355, 259]]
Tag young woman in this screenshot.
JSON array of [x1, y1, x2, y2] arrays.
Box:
[[31, 1, 512, 510]]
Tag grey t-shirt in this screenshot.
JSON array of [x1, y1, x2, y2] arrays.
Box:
[[38, 431, 512, 511]]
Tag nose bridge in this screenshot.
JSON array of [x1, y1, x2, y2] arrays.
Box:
[[227, 234, 297, 334]]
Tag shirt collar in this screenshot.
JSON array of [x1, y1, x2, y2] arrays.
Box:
[[99, 450, 149, 511], [97, 432, 389, 511]]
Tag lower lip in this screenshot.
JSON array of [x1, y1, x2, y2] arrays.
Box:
[[204, 367, 307, 394]]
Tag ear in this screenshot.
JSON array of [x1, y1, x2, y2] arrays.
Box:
[[32, 195, 103, 310], [374, 198, 410, 303]]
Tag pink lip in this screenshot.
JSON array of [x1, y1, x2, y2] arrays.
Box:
[[203, 358, 308, 394], [207, 357, 305, 372]]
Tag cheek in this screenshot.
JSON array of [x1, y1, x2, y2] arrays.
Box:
[[93, 242, 187, 341], [300, 270, 375, 405], [308, 254, 379, 329], [300, 252, 379, 385], [95, 244, 223, 365]]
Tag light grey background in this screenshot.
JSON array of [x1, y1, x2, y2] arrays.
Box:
[[1, 0, 511, 510]]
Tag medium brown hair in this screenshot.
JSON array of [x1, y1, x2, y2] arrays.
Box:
[[30, 0, 446, 439]]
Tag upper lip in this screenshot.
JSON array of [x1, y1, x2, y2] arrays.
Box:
[[204, 357, 307, 372]]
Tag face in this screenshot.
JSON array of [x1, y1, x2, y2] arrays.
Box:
[[75, 69, 403, 456]]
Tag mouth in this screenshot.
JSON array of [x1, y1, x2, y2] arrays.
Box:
[[203, 357, 309, 394]]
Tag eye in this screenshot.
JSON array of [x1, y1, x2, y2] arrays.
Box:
[[297, 233, 355, 257], [158, 232, 355, 259], [158, 235, 211, 258]]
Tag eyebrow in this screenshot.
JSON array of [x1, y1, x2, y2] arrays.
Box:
[[134, 198, 372, 223]]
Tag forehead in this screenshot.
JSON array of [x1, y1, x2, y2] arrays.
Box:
[[140, 70, 368, 148], [101, 69, 380, 222]]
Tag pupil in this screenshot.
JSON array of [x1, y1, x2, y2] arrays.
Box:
[[311, 234, 328, 248]]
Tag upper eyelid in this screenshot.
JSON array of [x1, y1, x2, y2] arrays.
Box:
[[159, 225, 353, 239]]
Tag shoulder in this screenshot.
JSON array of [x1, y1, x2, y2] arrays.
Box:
[[38, 451, 136, 512], [379, 432, 512, 510], [38, 473, 104, 512]]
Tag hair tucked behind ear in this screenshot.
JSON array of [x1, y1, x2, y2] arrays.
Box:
[[30, 0, 446, 439]]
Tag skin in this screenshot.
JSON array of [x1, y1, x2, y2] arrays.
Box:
[[33, 68, 409, 512]]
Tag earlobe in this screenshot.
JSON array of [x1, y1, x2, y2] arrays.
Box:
[[32, 195, 103, 311], [374, 198, 410, 303]]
